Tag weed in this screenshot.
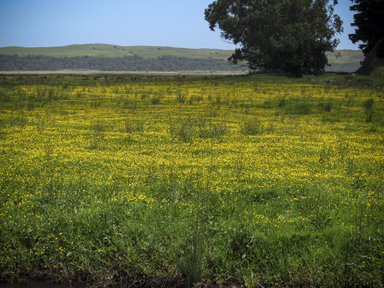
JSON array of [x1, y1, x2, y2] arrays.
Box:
[[119, 96, 137, 111], [363, 98, 374, 110], [150, 95, 161, 105], [124, 119, 144, 133], [243, 271, 260, 288], [90, 121, 107, 133], [180, 228, 204, 288], [241, 117, 263, 135], [278, 97, 286, 107], [197, 118, 228, 139], [168, 118, 195, 142], [190, 95, 203, 103], [292, 102, 312, 115], [366, 109, 374, 123], [176, 91, 187, 104], [323, 102, 332, 112]]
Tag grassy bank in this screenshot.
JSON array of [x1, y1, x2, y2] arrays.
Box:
[[0, 74, 383, 287]]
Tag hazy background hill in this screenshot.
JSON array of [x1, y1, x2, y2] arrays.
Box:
[[0, 44, 363, 72], [0, 44, 233, 59]]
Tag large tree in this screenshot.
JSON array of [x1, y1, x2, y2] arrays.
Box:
[[205, 0, 343, 76], [349, 0, 384, 56]]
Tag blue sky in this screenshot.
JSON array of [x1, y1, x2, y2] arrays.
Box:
[[0, 0, 360, 50]]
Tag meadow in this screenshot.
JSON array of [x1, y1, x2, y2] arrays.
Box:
[[0, 74, 383, 287]]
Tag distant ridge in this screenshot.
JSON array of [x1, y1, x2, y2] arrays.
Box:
[[0, 44, 364, 72], [0, 44, 234, 60]]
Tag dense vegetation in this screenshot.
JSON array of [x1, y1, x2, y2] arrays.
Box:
[[0, 54, 244, 72], [0, 53, 361, 73], [0, 44, 363, 72], [0, 74, 383, 287], [349, 0, 384, 55]]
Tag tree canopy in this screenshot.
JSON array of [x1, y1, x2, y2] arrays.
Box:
[[349, 0, 384, 56], [205, 0, 343, 76]]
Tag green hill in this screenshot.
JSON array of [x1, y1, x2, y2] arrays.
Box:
[[0, 43, 363, 62], [0, 44, 364, 72], [0, 44, 233, 60]]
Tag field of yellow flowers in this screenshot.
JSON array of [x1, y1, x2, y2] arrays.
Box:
[[0, 74, 383, 287]]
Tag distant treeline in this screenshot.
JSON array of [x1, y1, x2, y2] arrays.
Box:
[[0, 54, 360, 72], [0, 54, 244, 71]]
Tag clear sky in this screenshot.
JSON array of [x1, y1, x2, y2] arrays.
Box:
[[0, 0, 360, 50]]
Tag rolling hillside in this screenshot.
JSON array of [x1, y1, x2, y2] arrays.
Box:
[[0, 44, 233, 60], [0, 44, 364, 72]]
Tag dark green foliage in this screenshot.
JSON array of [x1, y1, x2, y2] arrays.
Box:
[[0, 91, 11, 103], [349, 0, 384, 55], [377, 39, 384, 58], [366, 109, 374, 123], [205, 0, 343, 76], [323, 102, 332, 112], [278, 97, 286, 107], [241, 117, 263, 135], [293, 103, 312, 115], [180, 230, 204, 288], [176, 91, 187, 103], [124, 120, 144, 133], [363, 98, 374, 110], [150, 96, 161, 105], [0, 54, 243, 72], [168, 117, 228, 142], [197, 120, 228, 139], [168, 119, 195, 142], [0, 44, 365, 73]]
